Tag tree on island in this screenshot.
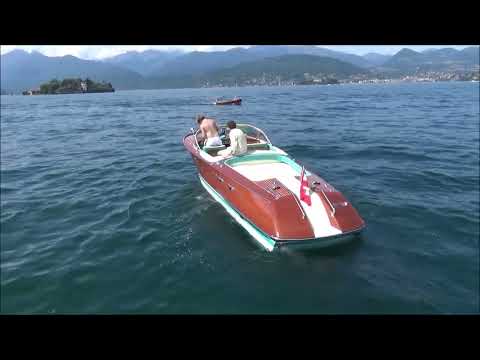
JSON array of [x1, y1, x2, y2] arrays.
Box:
[[35, 78, 114, 94]]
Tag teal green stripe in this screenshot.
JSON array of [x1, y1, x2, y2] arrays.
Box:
[[199, 175, 276, 251]]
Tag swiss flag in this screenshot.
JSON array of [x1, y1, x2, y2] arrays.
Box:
[[299, 166, 312, 206]]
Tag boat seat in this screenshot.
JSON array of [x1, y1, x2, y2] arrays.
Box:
[[247, 143, 270, 150], [203, 144, 227, 154]]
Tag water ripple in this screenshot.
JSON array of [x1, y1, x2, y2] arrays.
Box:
[[1, 83, 479, 314]]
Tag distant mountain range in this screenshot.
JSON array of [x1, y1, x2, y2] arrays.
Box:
[[103, 45, 375, 78], [101, 49, 184, 76], [1, 46, 478, 93]]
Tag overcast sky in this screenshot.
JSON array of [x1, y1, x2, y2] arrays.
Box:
[[0, 45, 473, 59]]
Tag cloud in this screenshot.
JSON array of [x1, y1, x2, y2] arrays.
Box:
[[1, 45, 472, 59], [0, 45, 251, 59]]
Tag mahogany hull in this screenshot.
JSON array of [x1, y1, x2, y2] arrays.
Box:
[[183, 133, 365, 251]]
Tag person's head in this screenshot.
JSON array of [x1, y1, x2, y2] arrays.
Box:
[[227, 120, 236, 129], [196, 115, 206, 124]]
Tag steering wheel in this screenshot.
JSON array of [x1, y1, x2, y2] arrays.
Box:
[[221, 135, 230, 146], [219, 127, 230, 146]]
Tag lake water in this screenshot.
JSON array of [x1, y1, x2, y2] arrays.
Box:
[[1, 82, 479, 314]]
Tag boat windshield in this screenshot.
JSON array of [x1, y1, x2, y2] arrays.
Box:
[[193, 123, 272, 152], [229, 124, 271, 145]]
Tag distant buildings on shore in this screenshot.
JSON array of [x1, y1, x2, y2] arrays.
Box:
[[199, 69, 480, 88], [22, 89, 41, 95]]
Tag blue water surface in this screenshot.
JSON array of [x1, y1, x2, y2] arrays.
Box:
[[1, 82, 478, 314]]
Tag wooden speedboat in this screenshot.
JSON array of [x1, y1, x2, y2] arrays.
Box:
[[183, 124, 365, 251], [214, 98, 242, 105]]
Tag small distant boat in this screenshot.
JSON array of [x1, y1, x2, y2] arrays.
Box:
[[214, 98, 242, 106]]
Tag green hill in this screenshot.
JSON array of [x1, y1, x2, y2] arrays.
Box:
[[152, 54, 370, 88]]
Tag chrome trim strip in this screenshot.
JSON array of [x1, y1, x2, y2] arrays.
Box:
[[320, 188, 336, 216], [293, 192, 307, 219]]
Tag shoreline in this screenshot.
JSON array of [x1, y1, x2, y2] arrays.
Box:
[[2, 80, 478, 95]]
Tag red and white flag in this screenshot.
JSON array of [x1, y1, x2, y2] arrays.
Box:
[[299, 166, 311, 206]]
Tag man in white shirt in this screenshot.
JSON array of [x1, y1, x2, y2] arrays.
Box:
[[218, 121, 248, 157]]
